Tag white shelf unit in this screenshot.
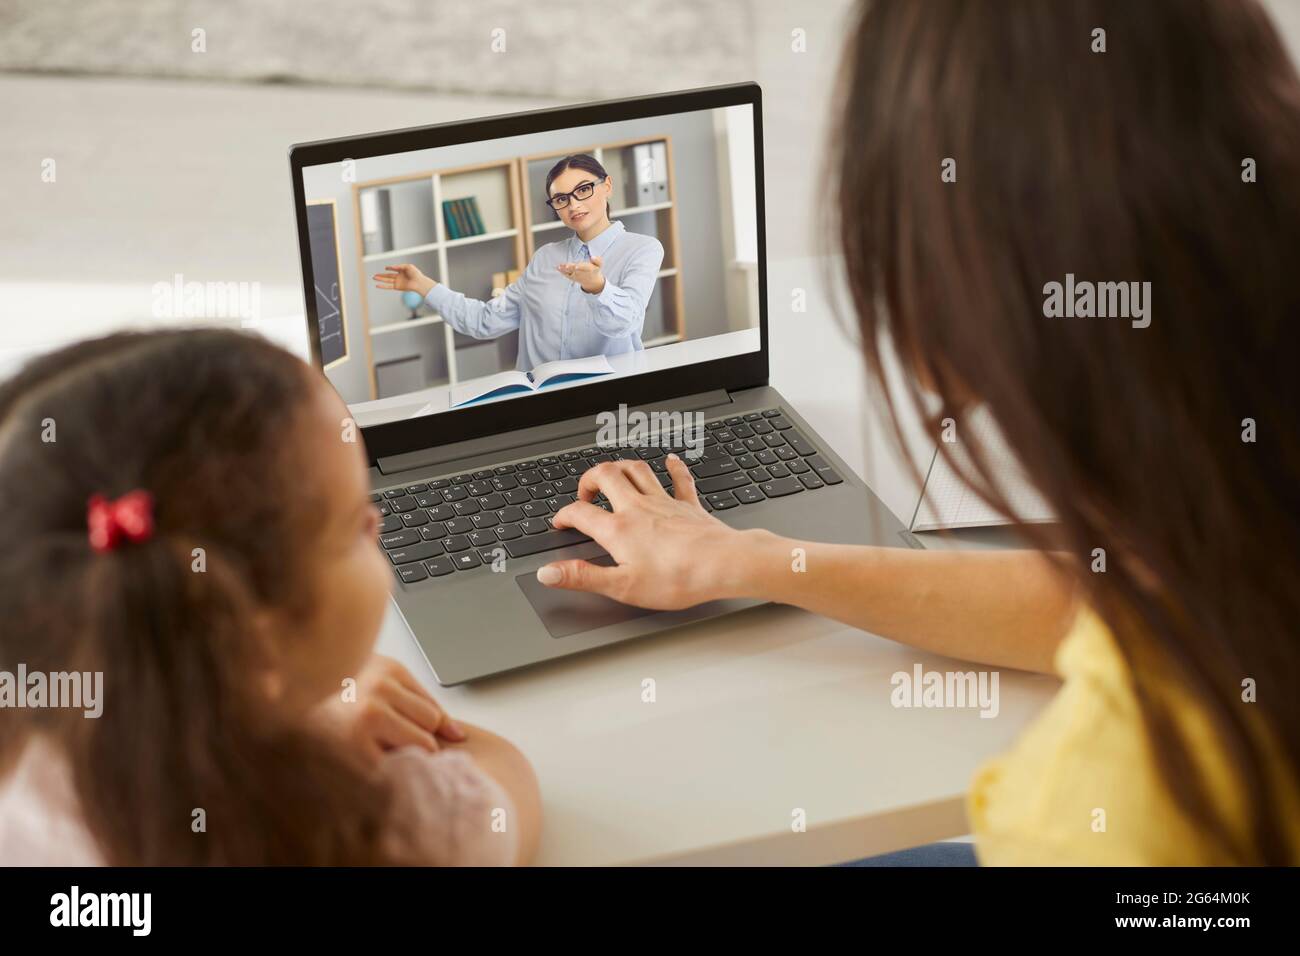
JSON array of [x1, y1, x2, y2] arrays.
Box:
[[352, 159, 525, 400]]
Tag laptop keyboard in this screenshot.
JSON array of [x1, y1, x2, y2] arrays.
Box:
[[372, 407, 843, 585]]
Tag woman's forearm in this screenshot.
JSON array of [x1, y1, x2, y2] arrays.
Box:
[[717, 530, 1079, 675]]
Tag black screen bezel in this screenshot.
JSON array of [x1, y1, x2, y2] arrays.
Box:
[[288, 82, 768, 464]]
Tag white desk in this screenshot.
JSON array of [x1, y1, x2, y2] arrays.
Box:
[[376, 553, 1059, 866]]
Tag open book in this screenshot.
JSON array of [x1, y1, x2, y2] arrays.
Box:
[[450, 354, 615, 408]]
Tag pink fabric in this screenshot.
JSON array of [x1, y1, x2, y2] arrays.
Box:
[[0, 738, 517, 866]]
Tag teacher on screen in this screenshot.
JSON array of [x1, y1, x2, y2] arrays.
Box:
[[374, 154, 664, 371]]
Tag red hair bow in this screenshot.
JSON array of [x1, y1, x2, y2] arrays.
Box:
[[87, 491, 155, 552]]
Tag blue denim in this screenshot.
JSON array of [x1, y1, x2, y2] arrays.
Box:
[[839, 841, 979, 867]]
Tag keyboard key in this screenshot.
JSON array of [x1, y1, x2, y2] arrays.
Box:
[[517, 470, 542, 485], [379, 515, 402, 534], [387, 541, 442, 565], [736, 486, 765, 504], [774, 446, 799, 461], [787, 458, 811, 474], [751, 421, 774, 435], [769, 416, 793, 430], [427, 504, 457, 523], [453, 500, 480, 516], [397, 564, 428, 584], [441, 535, 470, 552], [491, 474, 518, 491], [767, 463, 791, 479], [786, 432, 818, 456], [425, 556, 456, 577], [725, 416, 743, 426], [504, 528, 591, 558], [522, 501, 549, 518], [732, 424, 754, 439], [476, 493, 506, 511], [755, 449, 779, 466], [495, 524, 523, 540], [800, 473, 825, 490], [452, 551, 483, 571], [390, 495, 418, 513], [747, 467, 771, 483], [706, 492, 740, 510], [473, 470, 493, 480], [494, 465, 516, 475], [444, 517, 474, 535], [441, 486, 468, 502], [762, 408, 783, 418], [467, 480, 493, 497], [691, 458, 740, 479], [380, 528, 421, 550], [805, 455, 844, 485], [496, 506, 525, 524], [759, 477, 805, 498], [452, 474, 473, 484], [503, 488, 531, 506], [472, 513, 499, 530], [419, 527, 442, 541], [401, 511, 429, 527], [383, 489, 406, 499], [763, 433, 786, 447], [405, 483, 428, 494], [520, 517, 549, 535], [369, 493, 382, 502], [469, 529, 498, 548], [414, 493, 440, 509], [743, 412, 762, 422], [430, 479, 451, 490], [695, 472, 751, 494]]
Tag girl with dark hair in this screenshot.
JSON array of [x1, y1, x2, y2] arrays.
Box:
[[532, 0, 1300, 864], [374, 153, 663, 371], [0, 329, 540, 864]]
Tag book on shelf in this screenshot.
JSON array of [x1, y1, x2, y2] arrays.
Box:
[[442, 197, 486, 240], [360, 188, 393, 254], [633, 144, 655, 205], [448, 354, 614, 408], [489, 268, 522, 298], [650, 142, 669, 202]]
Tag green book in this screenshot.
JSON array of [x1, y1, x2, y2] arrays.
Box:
[[442, 200, 460, 240], [466, 196, 486, 235]]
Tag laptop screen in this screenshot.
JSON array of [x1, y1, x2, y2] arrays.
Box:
[[297, 101, 761, 431]]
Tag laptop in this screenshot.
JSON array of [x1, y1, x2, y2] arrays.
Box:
[[289, 82, 916, 685]]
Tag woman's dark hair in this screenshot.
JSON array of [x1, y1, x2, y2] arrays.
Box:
[[830, 0, 1300, 862], [545, 153, 612, 221], [0, 329, 398, 864]]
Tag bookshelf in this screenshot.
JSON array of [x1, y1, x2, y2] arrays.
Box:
[[349, 136, 684, 401], [352, 158, 526, 400], [519, 135, 686, 348]]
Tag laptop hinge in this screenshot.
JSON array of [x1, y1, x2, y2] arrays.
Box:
[[376, 389, 733, 476]]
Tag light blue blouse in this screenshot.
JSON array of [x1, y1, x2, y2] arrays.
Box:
[[424, 220, 665, 371]]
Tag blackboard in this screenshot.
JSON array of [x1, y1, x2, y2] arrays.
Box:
[[306, 200, 349, 369]]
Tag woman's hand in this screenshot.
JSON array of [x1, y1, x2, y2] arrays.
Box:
[[311, 653, 465, 766], [373, 264, 436, 298], [538, 455, 757, 609], [557, 255, 605, 295]]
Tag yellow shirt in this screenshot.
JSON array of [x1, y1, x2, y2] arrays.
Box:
[[967, 605, 1298, 865]]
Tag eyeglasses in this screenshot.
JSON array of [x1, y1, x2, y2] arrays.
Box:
[[546, 180, 600, 210]]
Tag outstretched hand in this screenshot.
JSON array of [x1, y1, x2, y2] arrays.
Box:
[[557, 255, 605, 294]]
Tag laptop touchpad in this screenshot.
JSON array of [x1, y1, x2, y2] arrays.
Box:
[[516, 554, 659, 638]]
